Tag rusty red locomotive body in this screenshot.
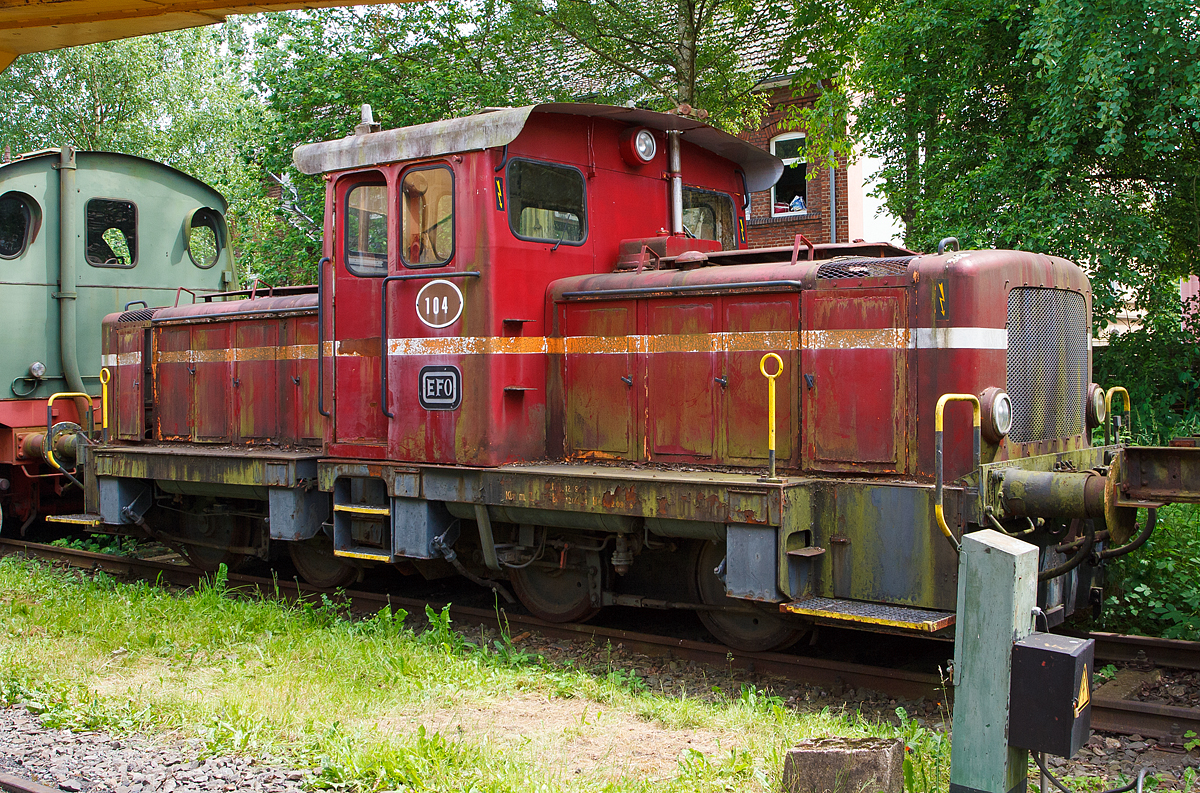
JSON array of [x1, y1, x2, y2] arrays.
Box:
[[77, 104, 1190, 650]]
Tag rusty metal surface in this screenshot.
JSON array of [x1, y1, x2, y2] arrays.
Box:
[[94, 444, 318, 488], [293, 104, 783, 192], [0, 771, 63, 793], [1090, 695, 1200, 740], [1120, 446, 1200, 504]]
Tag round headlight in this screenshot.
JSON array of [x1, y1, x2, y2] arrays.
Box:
[[634, 129, 657, 162], [980, 386, 1012, 443], [28, 361, 46, 379], [992, 392, 1013, 436], [619, 127, 658, 166], [1086, 383, 1107, 428]]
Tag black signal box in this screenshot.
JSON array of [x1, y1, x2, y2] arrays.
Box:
[[1008, 633, 1094, 758]]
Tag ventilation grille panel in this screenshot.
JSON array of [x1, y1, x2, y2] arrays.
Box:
[[1006, 288, 1088, 443], [816, 257, 914, 279], [117, 308, 157, 323]]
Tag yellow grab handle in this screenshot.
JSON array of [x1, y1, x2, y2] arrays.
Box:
[[1105, 386, 1130, 446], [933, 394, 982, 555], [758, 353, 785, 482], [99, 367, 111, 441]]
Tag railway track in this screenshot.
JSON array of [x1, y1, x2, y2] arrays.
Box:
[[3, 537, 1199, 744]]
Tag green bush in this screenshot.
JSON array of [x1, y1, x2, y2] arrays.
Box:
[[1101, 504, 1200, 640]]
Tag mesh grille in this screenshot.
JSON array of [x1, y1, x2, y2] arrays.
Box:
[[816, 257, 914, 279], [117, 308, 157, 323], [1006, 288, 1088, 443]]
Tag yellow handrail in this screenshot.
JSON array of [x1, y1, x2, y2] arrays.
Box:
[[1104, 386, 1131, 446], [758, 353, 784, 483], [99, 367, 111, 443], [934, 394, 981, 555], [45, 391, 93, 472]]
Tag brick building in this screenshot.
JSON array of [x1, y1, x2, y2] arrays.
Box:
[[737, 81, 863, 249]]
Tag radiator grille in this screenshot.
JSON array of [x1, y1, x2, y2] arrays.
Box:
[[1006, 288, 1088, 443]]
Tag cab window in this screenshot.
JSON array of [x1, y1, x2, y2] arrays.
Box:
[[0, 192, 35, 259], [86, 198, 137, 267], [344, 182, 388, 276], [507, 159, 586, 245], [401, 166, 454, 267], [682, 188, 737, 250]]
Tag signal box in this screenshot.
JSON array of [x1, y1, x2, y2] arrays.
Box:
[[1008, 633, 1094, 758]]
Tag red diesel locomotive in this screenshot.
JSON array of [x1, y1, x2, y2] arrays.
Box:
[[65, 103, 1199, 651]]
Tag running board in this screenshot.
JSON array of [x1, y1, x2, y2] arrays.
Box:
[[46, 513, 104, 527], [781, 596, 956, 633]]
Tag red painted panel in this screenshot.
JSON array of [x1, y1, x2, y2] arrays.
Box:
[[721, 298, 798, 463], [154, 325, 192, 440], [115, 326, 144, 440], [234, 321, 277, 442], [282, 316, 323, 445], [802, 289, 907, 472], [564, 302, 636, 458], [192, 324, 231, 442], [646, 300, 715, 458]]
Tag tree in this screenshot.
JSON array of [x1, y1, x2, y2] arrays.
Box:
[[508, 0, 869, 132], [852, 0, 1198, 327]]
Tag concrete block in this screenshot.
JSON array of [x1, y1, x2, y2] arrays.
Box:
[[781, 737, 904, 793]]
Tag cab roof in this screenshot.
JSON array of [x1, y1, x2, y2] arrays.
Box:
[[292, 103, 785, 193]]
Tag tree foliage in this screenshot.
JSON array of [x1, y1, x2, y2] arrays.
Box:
[[852, 0, 1199, 328]]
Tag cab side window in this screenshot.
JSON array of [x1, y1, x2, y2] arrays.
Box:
[[0, 192, 35, 259], [401, 166, 453, 267], [507, 160, 586, 245], [345, 182, 388, 276], [682, 188, 736, 250], [86, 198, 137, 267]]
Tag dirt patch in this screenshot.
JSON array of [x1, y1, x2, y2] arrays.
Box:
[[378, 693, 746, 779]]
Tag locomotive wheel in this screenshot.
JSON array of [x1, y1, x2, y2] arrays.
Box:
[[510, 547, 600, 623], [694, 540, 804, 652], [289, 535, 360, 589], [176, 509, 252, 573]]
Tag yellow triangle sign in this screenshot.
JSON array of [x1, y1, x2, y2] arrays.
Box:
[[1075, 664, 1091, 717]]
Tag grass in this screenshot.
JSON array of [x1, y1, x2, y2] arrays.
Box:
[[0, 556, 950, 793]]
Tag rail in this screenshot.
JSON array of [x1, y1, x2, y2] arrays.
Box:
[[9, 538, 1200, 740]]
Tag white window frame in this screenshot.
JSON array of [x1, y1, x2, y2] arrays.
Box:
[[770, 132, 808, 217]]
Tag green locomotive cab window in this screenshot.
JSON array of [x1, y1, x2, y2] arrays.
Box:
[[0, 192, 35, 259], [344, 182, 388, 276], [401, 166, 454, 267], [86, 198, 137, 267], [507, 159, 586, 245], [186, 207, 225, 269], [682, 187, 737, 250]]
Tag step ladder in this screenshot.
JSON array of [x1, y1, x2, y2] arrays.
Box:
[[332, 477, 393, 562]]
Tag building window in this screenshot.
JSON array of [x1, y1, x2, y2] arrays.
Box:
[[344, 181, 388, 276], [86, 198, 137, 267], [507, 159, 586, 245], [771, 134, 807, 216], [401, 166, 454, 267], [682, 188, 737, 250], [0, 192, 36, 259]]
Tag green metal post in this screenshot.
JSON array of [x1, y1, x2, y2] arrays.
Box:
[[950, 529, 1038, 793]]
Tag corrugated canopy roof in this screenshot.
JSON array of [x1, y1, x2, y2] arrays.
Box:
[[0, 1, 397, 72], [293, 103, 784, 193]]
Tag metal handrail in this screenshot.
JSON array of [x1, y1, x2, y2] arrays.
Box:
[[1105, 386, 1131, 446], [934, 393, 981, 555], [316, 257, 331, 417]]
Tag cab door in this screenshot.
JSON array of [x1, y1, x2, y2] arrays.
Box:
[[330, 175, 390, 458]]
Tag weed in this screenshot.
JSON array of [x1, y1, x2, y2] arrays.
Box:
[[1095, 664, 1118, 684], [893, 707, 949, 793], [50, 534, 140, 557]]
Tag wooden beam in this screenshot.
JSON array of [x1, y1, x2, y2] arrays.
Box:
[[0, 1, 401, 71]]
